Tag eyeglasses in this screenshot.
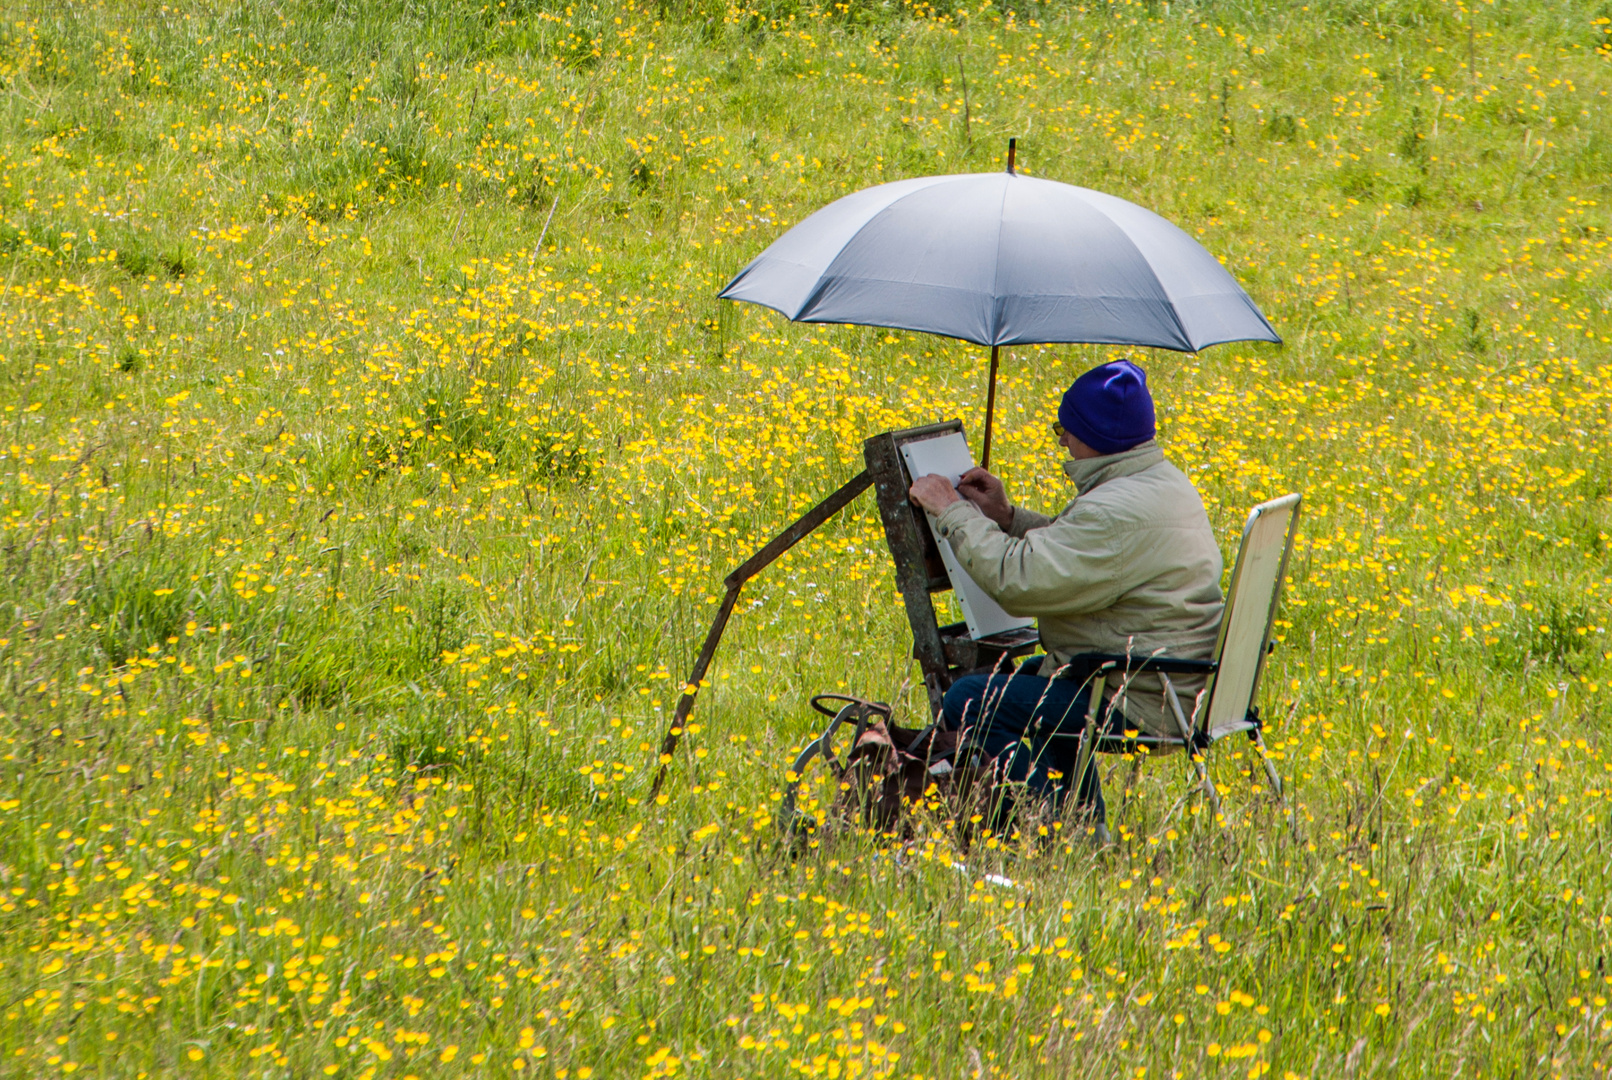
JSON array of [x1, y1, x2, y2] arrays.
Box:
[[1051, 421, 1065, 438]]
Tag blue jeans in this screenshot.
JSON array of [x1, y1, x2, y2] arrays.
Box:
[[940, 657, 1111, 821]]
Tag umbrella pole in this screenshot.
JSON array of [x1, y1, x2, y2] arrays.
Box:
[[981, 344, 1000, 469]]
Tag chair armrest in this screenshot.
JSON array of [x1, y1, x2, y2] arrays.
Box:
[[1054, 652, 1218, 684]]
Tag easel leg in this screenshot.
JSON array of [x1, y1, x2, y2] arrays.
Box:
[[922, 673, 946, 724], [649, 586, 740, 799], [649, 470, 872, 799]]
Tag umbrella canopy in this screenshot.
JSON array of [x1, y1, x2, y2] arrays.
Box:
[[719, 171, 1279, 353], [719, 154, 1279, 465]]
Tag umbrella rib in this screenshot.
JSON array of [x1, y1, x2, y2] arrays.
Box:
[[790, 177, 958, 323], [988, 175, 1011, 347], [1053, 183, 1224, 352], [992, 180, 1193, 351], [1096, 199, 1197, 353]]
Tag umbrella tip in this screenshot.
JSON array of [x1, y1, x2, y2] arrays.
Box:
[[1006, 138, 1017, 175]]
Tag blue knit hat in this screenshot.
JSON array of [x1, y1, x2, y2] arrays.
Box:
[[1058, 360, 1156, 455]]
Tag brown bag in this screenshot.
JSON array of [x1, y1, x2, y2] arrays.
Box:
[[836, 716, 958, 830], [778, 695, 1010, 845]]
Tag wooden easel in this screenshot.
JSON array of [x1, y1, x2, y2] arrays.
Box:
[[650, 420, 1040, 795], [862, 420, 1041, 717]]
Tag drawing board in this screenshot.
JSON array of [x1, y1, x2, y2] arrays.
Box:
[[899, 432, 1037, 640]]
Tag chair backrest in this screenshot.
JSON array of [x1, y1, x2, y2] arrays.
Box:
[[1199, 493, 1301, 741]]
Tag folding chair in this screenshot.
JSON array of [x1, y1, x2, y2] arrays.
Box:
[[1054, 493, 1302, 832]]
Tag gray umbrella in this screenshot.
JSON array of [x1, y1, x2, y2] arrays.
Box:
[[719, 147, 1279, 464]]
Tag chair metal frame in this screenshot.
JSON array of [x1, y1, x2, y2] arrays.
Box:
[[1055, 493, 1302, 826]]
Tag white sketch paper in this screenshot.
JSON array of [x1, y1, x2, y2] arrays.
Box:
[[899, 433, 1037, 641]]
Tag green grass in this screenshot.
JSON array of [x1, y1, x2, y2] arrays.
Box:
[[1, 0, 1611, 1076]]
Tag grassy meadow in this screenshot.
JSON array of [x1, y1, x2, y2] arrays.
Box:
[[2, 0, 1612, 1075]]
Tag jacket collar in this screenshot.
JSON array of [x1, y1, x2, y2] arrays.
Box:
[[1061, 440, 1165, 495]]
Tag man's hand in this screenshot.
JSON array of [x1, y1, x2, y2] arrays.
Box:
[[957, 467, 1014, 530], [909, 473, 962, 514]]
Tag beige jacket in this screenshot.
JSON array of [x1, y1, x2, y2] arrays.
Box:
[[932, 441, 1224, 739]]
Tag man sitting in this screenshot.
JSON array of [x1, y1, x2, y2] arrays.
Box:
[[907, 359, 1225, 823]]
